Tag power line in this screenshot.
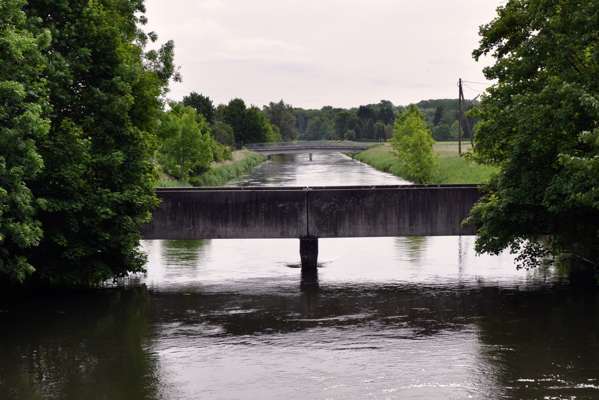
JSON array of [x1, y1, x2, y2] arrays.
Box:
[[461, 80, 491, 85]]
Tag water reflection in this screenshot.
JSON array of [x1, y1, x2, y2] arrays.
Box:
[[3, 281, 598, 399], [228, 153, 411, 187], [0, 289, 160, 400], [395, 236, 428, 262], [3, 152, 597, 400], [161, 240, 207, 267]]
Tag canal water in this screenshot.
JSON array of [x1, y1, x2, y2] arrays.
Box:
[[2, 153, 599, 400]]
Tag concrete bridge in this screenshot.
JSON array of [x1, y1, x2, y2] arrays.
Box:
[[142, 185, 481, 284], [245, 141, 375, 155]]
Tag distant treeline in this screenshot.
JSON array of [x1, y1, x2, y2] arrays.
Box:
[[183, 93, 477, 145], [288, 99, 477, 142]]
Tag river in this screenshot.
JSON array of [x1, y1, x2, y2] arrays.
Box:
[[1, 153, 599, 400]]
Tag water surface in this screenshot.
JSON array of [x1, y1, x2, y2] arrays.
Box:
[[2, 153, 598, 400]]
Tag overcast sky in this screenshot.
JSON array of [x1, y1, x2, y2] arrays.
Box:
[[144, 0, 503, 109]]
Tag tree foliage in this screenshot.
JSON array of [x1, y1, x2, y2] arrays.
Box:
[[182, 92, 215, 123], [218, 98, 280, 145], [469, 0, 599, 269], [211, 121, 235, 146], [157, 104, 214, 180], [0, 0, 50, 283], [19, 0, 177, 286], [264, 100, 298, 141], [391, 105, 437, 184]]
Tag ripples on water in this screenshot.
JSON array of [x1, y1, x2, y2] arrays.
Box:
[[2, 153, 599, 400]]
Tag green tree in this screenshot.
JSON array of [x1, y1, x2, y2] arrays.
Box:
[[24, 0, 176, 286], [433, 105, 444, 126], [220, 99, 280, 145], [182, 92, 215, 123], [245, 106, 281, 143], [211, 121, 235, 146], [376, 100, 395, 125], [469, 0, 599, 270], [264, 100, 298, 141], [0, 0, 50, 283], [391, 105, 437, 183], [158, 104, 214, 180], [374, 121, 387, 141], [221, 98, 247, 146]]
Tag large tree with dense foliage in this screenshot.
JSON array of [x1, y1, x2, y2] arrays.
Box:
[[469, 0, 599, 271], [0, 0, 50, 283], [264, 100, 298, 142], [22, 0, 177, 286], [211, 121, 235, 146], [219, 98, 280, 146], [157, 104, 214, 180], [182, 92, 215, 123], [391, 105, 436, 184]]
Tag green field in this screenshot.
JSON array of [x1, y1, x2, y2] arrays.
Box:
[[157, 150, 266, 188], [354, 142, 498, 184]]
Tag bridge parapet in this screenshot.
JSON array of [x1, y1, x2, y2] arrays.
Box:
[[245, 140, 378, 154], [142, 185, 480, 240]]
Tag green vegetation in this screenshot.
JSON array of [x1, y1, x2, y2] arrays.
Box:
[[183, 92, 215, 123], [0, 0, 177, 287], [416, 99, 476, 141], [158, 104, 214, 181], [264, 101, 298, 142], [250, 99, 476, 143], [355, 142, 497, 184], [216, 98, 281, 146], [468, 0, 599, 271], [390, 106, 436, 184], [189, 151, 266, 187], [157, 104, 231, 182], [156, 150, 266, 188], [0, 0, 50, 282]]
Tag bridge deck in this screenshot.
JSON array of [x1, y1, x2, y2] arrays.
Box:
[[141, 185, 481, 239], [246, 141, 375, 155]]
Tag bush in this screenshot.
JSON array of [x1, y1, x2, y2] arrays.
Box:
[[391, 105, 437, 183]]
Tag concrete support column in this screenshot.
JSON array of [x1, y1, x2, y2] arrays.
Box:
[[300, 237, 319, 289]]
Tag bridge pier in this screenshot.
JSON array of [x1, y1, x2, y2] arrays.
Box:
[[300, 237, 319, 288]]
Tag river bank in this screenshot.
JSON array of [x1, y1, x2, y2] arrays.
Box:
[[354, 141, 498, 184], [157, 149, 266, 187]]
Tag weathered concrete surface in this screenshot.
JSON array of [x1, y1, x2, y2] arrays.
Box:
[[247, 141, 373, 155], [255, 147, 370, 156], [307, 186, 480, 237], [142, 185, 481, 240], [141, 188, 307, 240], [300, 237, 319, 271]]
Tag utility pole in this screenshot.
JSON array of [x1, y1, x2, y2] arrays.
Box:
[[458, 79, 463, 156], [458, 78, 473, 156]]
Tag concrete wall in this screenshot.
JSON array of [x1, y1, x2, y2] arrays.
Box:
[[141, 188, 306, 240], [253, 146, 370, 156], [141, 185, 481, 240], [247, 142, 372, 155], [307, 186, 479, 237]]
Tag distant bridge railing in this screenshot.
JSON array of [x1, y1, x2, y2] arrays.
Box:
[[245, 140, 380, 154]]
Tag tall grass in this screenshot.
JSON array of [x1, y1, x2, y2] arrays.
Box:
[[354, 142, 498, 184], [156, 177, 192, 188], [156, 150, 266, 188], [190, 152, 266, 186]]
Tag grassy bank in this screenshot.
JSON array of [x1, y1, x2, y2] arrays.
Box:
[[354, 142, 498, 184], [156, 150, 266, 188]]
